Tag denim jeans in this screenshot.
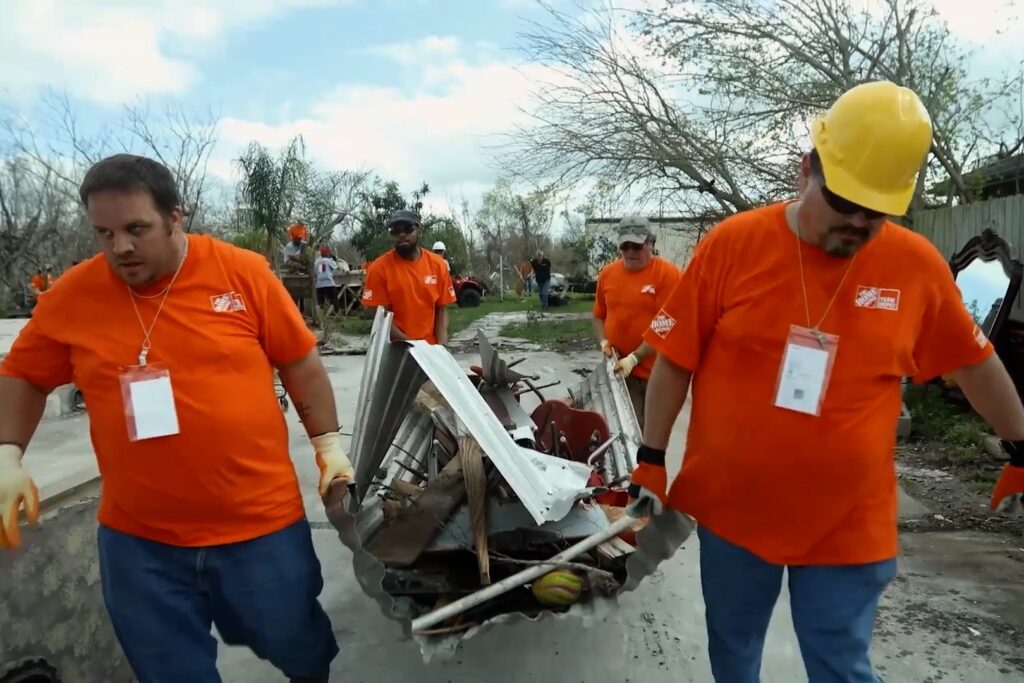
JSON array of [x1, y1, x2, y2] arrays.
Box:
[[97, 519, 338, 683], [538, 279, 551, 308], [698, 526, 896, 683]]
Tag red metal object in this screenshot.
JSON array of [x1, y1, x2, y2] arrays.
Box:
[[530, 400, 610, 463]]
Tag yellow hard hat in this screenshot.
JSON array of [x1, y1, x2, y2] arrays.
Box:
[[811, 81, 932, 216]]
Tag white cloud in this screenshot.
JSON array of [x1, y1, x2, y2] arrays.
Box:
[[213, 53, 562, 209], [361, 35, 463, 67], [0, 0, 351, 106]]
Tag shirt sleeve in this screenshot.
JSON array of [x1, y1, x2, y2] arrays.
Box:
[[439, 261, 457, 306], [0, 302, 74, 390], [593, 269, 607, 320], [361, 260, 390, 308], [642, 230, 726, 373], [247, 253, 317, 366], [911, 251, 995, 383], [655, 261, 683, 311]]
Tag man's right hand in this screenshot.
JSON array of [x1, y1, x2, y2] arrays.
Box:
[[600, 339, 613, 357], [0, 444, 39, 550]]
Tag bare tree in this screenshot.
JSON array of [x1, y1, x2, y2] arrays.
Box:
[[502, 0, 1023, 221], [474, 177, 558, 272]]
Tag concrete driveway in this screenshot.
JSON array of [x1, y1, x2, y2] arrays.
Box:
[[215, 352, 1024, 683], [15, 347, 1024, 682]]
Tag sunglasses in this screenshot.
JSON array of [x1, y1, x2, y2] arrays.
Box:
[[619, 242, 646, 252], [819, 182, 886, 220], [389, 223, 417, 235]]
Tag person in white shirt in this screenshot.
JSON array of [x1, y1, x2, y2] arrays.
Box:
[[314, 246, 340, 313]]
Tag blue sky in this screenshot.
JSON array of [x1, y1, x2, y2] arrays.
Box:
[[0, 0, 1021, 216]]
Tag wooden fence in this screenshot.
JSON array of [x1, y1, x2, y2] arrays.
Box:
[[913, 195, 1024, 320]]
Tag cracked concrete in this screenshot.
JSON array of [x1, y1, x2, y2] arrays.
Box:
[[8, 347, 1024, 682]]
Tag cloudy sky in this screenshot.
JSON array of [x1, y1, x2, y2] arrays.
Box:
[[0, 0, 1021, 215]]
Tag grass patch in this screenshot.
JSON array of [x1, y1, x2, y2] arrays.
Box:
[[499, 318, 595, 352], [903, 383, 990, 462]]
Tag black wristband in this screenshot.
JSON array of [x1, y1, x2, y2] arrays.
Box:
[[626, 482, 641, 499], [636, 444, 666, 467], [1000, 440, 1024, 467]]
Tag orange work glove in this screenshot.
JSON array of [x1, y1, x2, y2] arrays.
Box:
[[627, 444, 668, 514], [312, 432, 354, 497], [991, 440, 1024, 512], [0, 444, 39, 549]]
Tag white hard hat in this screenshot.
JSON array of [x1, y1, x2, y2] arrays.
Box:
[[432, 241, 447, 251]]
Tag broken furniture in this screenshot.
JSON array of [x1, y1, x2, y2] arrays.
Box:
[[326, 308, 694, 657], [943, 228, 1024, 405]]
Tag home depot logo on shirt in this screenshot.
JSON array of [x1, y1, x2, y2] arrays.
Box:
[[640, 284, 656, 295], [854, 285, 900, 311], [210, 292, 246, 313], [424, 275, 438, 285], [650, 311, 676, 338]]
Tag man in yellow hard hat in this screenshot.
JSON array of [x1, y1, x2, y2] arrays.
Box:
[[631, 80, 1024, 681]]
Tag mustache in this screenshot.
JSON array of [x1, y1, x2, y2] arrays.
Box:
[[828, 225, 870, 239]]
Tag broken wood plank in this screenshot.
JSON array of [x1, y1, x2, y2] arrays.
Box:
[[366, 451, 466, 567], [389, 479, 424, 499], [460, 436, 491, 585]]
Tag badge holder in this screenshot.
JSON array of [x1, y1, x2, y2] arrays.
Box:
[[773, 325, 839, 417], [118, 352, 180, 442]]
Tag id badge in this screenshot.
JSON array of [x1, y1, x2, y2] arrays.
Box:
[[118, 364, 181, 441], [773, 325, 838, 417]]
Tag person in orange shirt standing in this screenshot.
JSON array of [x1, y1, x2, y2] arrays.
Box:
[[592, 216, 681, 427], [631, 81, 1024, 682], [0, 154, 352, 683], [361, 209, 456, 345]]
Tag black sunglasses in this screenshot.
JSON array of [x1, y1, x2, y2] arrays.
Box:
[[819, 183, 885, 220], [619, 242, 645, 252], [389, 223, 417, 235]]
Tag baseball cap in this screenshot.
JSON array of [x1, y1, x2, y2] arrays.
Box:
[[387, 209, 421, 228], [617, 216, 651, 245]]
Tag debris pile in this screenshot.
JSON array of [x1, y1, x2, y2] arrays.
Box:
[[328, 309, 693, 652]]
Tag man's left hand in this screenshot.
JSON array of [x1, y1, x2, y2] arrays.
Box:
[[614, 353, 639, 376], [991, 440, 1024, 512], [312, 432, 354, 497]]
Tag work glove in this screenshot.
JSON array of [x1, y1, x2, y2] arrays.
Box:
[[991, 440, 1024, 512], [627, 444, 668, 515], [312, 432, 354, 497], [600, 339, 613, 357], [614, 353, 640, 377], [0, 444, 39, 550]]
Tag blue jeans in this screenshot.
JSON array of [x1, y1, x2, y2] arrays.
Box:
[[538, 279, 551, 308], [98, 519, 338, 683], [698, 526, 896, 683]]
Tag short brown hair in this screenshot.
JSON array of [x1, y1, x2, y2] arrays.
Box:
[[79, 154, 181, 217]]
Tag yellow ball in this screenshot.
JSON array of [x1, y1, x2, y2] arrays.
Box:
[[531, 570, 585, 607]]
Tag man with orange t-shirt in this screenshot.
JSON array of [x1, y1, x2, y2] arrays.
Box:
[[592, 216, 681, 427], [0, 154, 352, 683], [362, 209, 456, 344], [631, 81, 1024, 682]]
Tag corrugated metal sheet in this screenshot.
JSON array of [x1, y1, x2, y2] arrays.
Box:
[[407, 341, 595, 525], [914, 195, 1024, 319], [572, 357, 641, 485]]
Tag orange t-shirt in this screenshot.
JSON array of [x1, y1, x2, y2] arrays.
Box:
[[362, 248, 456, 343], [0, 234, 316, 547], [30, 274, 47, 293], [642, 203, 993, 565], [593, 256, 682, 379]]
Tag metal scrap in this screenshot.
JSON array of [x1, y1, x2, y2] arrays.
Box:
[[328, 309, 694, 659]]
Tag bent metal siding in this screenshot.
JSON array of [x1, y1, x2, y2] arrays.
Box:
[[913, 195, 1024, 320]]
